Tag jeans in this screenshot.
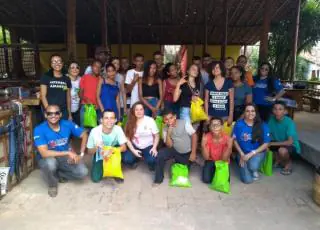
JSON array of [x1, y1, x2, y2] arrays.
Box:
[[71, 109, 80, 126], [237, 152, 266, 184], [144, 98, 159, 117], [164, 101, 180, 118], [122, 145, 157, 170], [257, 105, 272, 122], [38, 156, 88, 188], [154, 147, 190, 184], [180, 107, 191, 123]]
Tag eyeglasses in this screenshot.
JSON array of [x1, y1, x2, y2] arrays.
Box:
[[210, 123, 222, 128], [51, 61, 62, 65], [46, 111, 61, 116]]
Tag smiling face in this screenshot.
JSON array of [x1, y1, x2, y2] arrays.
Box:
[[134, 104, 145, 119], [101, 111, 117, 129], [231, 67, 241, 82], [273, 103, 286, 120], [213, 63, 222, 76], [188, 64, 199, 78], [111, 59, 120, 72], [209, 119, 223, 135], [106, 66, 116, 79], [163, 113, 176, 127], [69, 63, 80, 77], [92, 61, 102, 76], [121, 58, 129, 71], [168, 64, 178, 78], [244, 105, 256, 121], [134, 56, 144, 70], [260, 64, 270, 77], [51, 56, 63, 72], [224, 58, 234, 70], [237, 56, 247, 68], [154, 54, 163, 67], [149, 63, 157, 77], [45, 105, 61, 125]]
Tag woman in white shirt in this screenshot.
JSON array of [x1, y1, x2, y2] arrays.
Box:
[[124, 102, 160, 170], [68, 62, 81, 125]]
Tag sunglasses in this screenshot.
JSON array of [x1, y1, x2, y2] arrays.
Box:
[[46, 111, 61, 116]]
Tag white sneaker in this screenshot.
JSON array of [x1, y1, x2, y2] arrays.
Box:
[[252, 172, 260, 181]]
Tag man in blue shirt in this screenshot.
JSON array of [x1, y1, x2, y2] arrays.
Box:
[[268, 101, 301, 175], [33, 104, 88, 197]]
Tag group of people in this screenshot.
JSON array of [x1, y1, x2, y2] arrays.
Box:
[[35, 47, 301, 197]]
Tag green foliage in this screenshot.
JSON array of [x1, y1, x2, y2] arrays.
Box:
[[0, 26, 11, 44], [295, 56, 310, 80], [268, 0, 320, 80]]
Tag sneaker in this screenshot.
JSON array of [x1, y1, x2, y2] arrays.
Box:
[[58, 177, 68, 183], [48, 186, 58, 197], [252, 172, 260, 181], [114, 178, 124, 184]]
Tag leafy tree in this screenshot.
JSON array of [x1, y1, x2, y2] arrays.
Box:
[[0, 26, 11, 44], [268, 0, 320, 80]]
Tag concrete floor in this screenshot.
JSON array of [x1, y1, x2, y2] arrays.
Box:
[[1, 158, 320, 230], [1, 110, 320, 230]]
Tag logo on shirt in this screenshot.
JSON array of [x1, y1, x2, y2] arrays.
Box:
[[48, 138, 68, 148], [209, 91, 229, 110], [241, 132, 252, 142]]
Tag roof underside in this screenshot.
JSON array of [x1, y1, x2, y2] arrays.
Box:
[[0, 0, 298, 45]]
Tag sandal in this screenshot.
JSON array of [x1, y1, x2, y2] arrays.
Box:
[[280, 168, 292, 175]]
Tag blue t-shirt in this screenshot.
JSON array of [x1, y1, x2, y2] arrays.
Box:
[[205, 79, 233, 118], [234, 83, 252, 106], [33, 120, 84, 160], [232, 119, 271, 154], [252, 77, 283, 106]]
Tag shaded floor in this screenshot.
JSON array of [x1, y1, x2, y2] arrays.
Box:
[[0, 157, 320, 230]]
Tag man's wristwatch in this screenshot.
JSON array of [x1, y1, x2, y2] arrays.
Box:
[[80, 152, 85, 158]]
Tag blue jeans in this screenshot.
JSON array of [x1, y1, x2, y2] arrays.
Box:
[[237, 152, 266, 184], [122, 145, 156, 170], [80, 105, 99, 128], [164, 101, 180, 118], [180, 107, 191, 123], [144, 98, 159, 117], [38, 157, 88, 187]]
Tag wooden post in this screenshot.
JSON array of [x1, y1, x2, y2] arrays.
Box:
[[101, 0, 108, 49], [221, 0, 228, 61], [192, 26, 196, 57], [31, 0, 41, 78], [129, 28, 132, 64], [290, 0, 301, 82], [258, 0, 271, 64], [66, 0, 76, 61], [243, 45, 247, 56], [9, 28, 25, 79], [1, 26, 10, 77], [203, 0, 208, 55], [116, 0, 122, 58]]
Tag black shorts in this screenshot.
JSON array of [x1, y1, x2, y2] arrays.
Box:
[[270, 145, 298, 158]]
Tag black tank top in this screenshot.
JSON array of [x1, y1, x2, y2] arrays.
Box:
[[142, 83, 160, 98]]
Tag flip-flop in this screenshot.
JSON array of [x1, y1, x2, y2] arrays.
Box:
[[280, 168, 292, 175]]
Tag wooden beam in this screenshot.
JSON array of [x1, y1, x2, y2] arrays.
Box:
[[46, 0, 65, 18], [229, 0, 244, 24], [30, 0, 41, 77], [128, 0, 138, 22], [116, 0, 122, 58], [258, 0, 271, 64], [2, 24, 64, 28], [272, 0, 291, 19], [66, 0, 76, 61], [221, 0, 228, 61], [290, 0, 301, 82], [101, 0, 108, 48], [203, 0, 208, 55]]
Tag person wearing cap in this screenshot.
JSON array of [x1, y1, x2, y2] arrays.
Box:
[[84, 46, 109, 75]]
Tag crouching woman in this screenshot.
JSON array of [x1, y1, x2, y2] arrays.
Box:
[[232, 104, 270, 183], [201, 117, 233, 183]]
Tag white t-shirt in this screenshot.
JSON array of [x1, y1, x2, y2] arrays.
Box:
[[70, 77, 81, 112], [132, 116, 159, 149], [115, 73, 124, 108], [125, 69, 143, 107]]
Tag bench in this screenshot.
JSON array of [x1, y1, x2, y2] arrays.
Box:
[[303, 95, 320, 112]]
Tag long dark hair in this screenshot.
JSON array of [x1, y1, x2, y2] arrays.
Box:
[[163, 62, 175, 80], [186, 64, 201, 90], [255, 62, 275, 93], [125, 102, 144, 141], [230, 65, 246, 82], [142, 60, 158, 84], [244, 104, 264, 145], [208, 61, 227, 80]]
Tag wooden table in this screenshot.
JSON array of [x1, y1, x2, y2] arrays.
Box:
[[284, 89, 307, 111]]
